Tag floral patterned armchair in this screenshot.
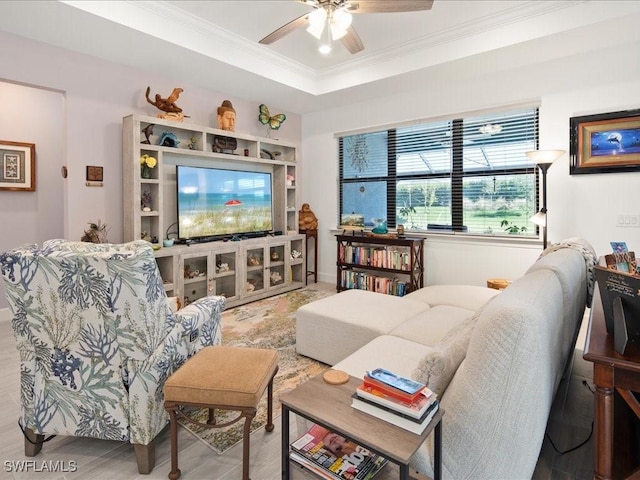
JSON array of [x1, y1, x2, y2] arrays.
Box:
[[0, 239, 224, 474]]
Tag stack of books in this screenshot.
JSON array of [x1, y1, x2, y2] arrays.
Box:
[[351, 368, 439, 435], [290, 423, 387, 480]]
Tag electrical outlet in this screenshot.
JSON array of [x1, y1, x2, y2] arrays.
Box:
[[617, 213, 640, 227]]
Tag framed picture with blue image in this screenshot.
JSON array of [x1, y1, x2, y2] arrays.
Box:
[[570, 108, 640, 174]]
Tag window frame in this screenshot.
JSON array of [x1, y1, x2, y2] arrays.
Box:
[[337, 106, 540, 238]]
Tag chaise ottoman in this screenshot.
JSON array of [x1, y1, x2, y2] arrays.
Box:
[[295, 289, 430, 365]]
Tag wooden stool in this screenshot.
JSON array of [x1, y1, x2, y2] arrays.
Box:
[[163, 346, 279, 480]]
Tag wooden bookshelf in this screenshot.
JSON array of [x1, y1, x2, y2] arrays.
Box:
[[336, 234, 424, 296]]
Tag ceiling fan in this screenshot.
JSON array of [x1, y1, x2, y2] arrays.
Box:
[[259, 0, 434, 55]]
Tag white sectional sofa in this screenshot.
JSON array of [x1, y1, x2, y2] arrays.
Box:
[[296, 240, 596, 479]]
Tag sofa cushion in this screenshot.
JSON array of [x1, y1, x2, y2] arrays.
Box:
[[411, 312, 479, 396], [332, 335, 434, 380], [389, 305, 475, 346], [296, 289, 430, 365], [403, 284, 500, 312]]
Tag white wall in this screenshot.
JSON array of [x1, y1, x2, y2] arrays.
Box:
[[301, 39, 640, 287], [0, 30, 301, 310]]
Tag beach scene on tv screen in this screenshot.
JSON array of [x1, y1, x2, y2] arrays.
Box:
[[178, 166, 273, 238]]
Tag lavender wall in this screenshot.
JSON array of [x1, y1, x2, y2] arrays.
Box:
[[0, 30, 301, 311]]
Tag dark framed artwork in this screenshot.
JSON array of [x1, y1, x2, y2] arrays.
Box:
[[0, 140, 36, 191], [570, 108, 640, 174], [86, 165, 104, 182]]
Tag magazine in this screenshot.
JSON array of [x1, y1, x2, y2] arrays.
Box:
[[290, 423, 387, 480]]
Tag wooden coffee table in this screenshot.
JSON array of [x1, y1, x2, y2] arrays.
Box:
[[280, 373, 443, 480]]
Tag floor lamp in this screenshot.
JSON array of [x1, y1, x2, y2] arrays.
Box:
[[526, 150, 565, 249]]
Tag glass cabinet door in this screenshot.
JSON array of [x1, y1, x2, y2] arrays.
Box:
[[268, 243, 286, 288], [180, 252, 210, 305], [245, 246, 265, 295], [213, 250, 238, 300]]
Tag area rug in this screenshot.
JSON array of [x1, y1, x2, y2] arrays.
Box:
[[180, 286, 334, 454]]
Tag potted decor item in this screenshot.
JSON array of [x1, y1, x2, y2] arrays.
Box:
[[140, 154, 157, 179]]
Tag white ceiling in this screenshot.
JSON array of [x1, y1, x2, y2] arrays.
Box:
[[1, 1, 640, 114]]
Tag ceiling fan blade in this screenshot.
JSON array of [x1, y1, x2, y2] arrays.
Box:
[[348, 0, 434, 14], [259, 13, 310, 45], [340, 26, 364, 54]]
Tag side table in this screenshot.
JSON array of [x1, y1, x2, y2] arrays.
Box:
[[583, 286, 640, 480], [300, 229, 318, 284], [281, 373, 443, 480]]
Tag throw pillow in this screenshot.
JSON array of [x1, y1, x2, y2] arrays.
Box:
[[411, 311, 480, 396]]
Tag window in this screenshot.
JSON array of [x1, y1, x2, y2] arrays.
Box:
[[338, 107, 539, 237]]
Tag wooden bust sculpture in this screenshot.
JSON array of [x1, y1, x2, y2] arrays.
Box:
[[299, 203, 318, 231], [217, 100, 236, 132]]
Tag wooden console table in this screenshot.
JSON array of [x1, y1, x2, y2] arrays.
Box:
[[583, 287, 640, 480]]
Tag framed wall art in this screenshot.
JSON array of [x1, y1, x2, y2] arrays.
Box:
[[0, 140, 36, 191], [570, 108, 640, 174]]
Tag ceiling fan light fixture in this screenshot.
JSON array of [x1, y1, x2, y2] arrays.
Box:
[[479, 124, 502, 135], [307, 7, 327, 39], [328, 8, 351, 40], [333, 8, 352, 29], [319, 43, 332, 55]]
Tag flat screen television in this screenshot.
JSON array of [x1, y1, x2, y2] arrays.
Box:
[[176, 165, 273, 241]]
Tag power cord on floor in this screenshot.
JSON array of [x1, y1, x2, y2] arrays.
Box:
[[544, 380, 594, 455]]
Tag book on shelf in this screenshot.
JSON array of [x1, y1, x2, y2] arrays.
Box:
[[355, 382, 437, 419], [351, 394, 440, 435], [290, 423, 387, 480]]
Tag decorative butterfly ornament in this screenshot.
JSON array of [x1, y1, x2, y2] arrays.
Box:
[[259, 104, 286, 131]]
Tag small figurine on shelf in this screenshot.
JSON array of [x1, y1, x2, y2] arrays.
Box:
[[286, 174, 295, 187], [217, 100, 236, 132], [141, 188, 152, 212], [187, 137, 197, 150], [141, 124, 154, 144], [299, 203, 318, 231], [245, 281, 256, 293], [291, 249, 302, 259], [216, 262, 230, 273], [270, 271, 282, 284], [158, 132, 180, 148], [145, 86, 188, 121]]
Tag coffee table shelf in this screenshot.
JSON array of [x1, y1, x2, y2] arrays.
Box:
[[280, 373, 443, 480]]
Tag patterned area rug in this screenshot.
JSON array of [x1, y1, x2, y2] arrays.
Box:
[[180, 286, 333, 454]]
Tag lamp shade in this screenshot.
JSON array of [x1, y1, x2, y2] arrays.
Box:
[[530, 210, 546, 227], [307, 8, 327, 39], [330, 9, 352, 40], [525, 150, 565, 165]]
